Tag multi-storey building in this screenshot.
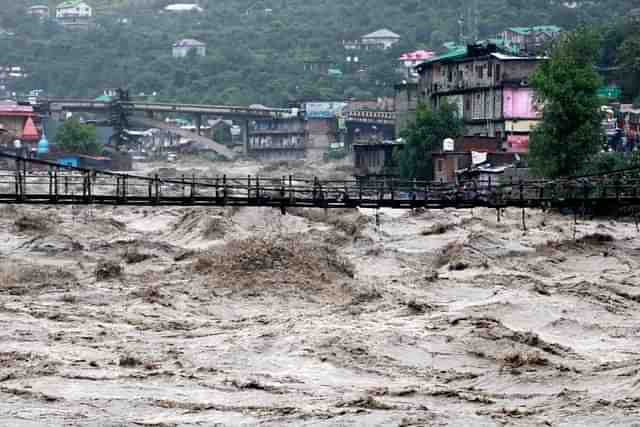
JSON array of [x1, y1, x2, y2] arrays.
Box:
[[248, 117, 306, 161], [416, 44, 544, 153]]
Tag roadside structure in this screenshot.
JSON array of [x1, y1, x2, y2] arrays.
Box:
[[431, 136, 517, 183]]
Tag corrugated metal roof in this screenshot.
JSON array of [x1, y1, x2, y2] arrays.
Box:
[[416, 47, 468, 67]]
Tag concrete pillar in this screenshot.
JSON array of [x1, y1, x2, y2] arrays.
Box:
[[243, 120, 250, 155]]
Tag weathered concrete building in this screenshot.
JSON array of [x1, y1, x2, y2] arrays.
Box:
[[305, 117, 339, 161], [416, 44, 544, 153], [248, 116, 306, 161], [353, 142, 403, 177]]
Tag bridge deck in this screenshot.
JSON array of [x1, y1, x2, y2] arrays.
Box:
[[38, 98, 293, 118], [2, 154, 640, 212]]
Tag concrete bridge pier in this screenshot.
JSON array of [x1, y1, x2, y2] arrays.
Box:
[[242, 120, 250, 155]]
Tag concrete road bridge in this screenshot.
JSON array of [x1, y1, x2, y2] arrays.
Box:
[[2, 154, 640, 219], [36, 98, 293, 119], [34, 97, 297, 160], [33, 96, 400, 160]]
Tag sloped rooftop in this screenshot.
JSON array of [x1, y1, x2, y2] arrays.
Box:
[[362, 29, 401, 39]]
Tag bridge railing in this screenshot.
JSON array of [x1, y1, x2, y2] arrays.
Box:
[[2, 153, 640, 209]]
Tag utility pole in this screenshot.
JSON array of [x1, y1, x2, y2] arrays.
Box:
[[473, 0, 479, 42]]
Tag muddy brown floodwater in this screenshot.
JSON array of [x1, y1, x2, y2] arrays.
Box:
[[1, 159, 640, 426]]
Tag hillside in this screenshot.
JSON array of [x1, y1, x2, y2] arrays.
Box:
[[0, 0, 638, 105]]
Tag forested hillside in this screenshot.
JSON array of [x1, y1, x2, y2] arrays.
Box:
[[0, 0, 638, 106]]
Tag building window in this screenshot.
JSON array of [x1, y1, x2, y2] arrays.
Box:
[[437, 159, 444, 173], [495, 64, 501, 81], [487, 63, 492, 77]]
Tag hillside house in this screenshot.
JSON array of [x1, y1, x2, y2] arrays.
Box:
[[343, 29, 401, 51], [362, 29, 401, 50], [500, 26, 562, 55], [416, 43, 545, 153], [56, 0, 92, 28], [172, 39, 206, 58]]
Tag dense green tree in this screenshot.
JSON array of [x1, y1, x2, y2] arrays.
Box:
[[55, 119, 102, 156], [0, 0, 638, 105], [616, 31, 640, 101], [528, 28, 604, 178], [397, 103, 463, 180]]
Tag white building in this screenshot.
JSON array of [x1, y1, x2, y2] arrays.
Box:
[[56, 0, 92, 18], [172, 39, 206, 58], [361, 29, 401, 50], [343, 29, 401, 51], [164, 4, 204, 13], [56, 0, 92, 28]]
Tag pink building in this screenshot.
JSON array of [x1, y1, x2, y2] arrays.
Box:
[[503, 87, 542, 153], [503, 87, 540, 119]]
